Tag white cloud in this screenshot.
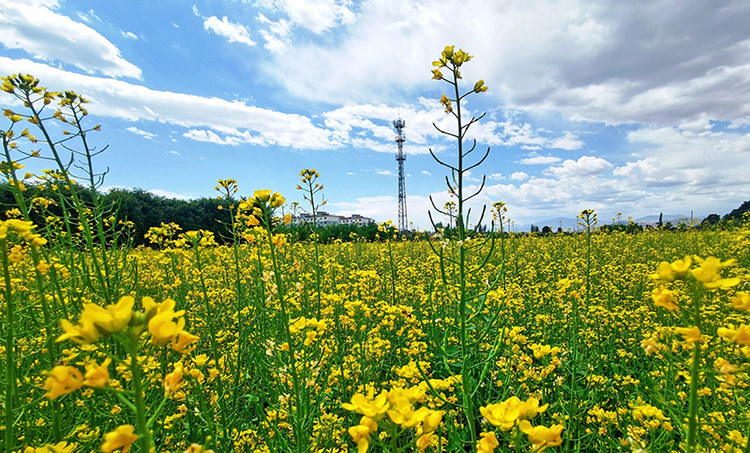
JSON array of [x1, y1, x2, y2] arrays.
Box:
[[260, 0, 355, 35], [148, 189, 193, 200], [0, 57, 334, 149], [0, 1, 141, 79], [511, 171, 529, 181], [169, 150, 181, 155], [183, 129, 266, 146], [257, 14, 291, 53], [103, 186, 194, 200], [467, 117, 585, 151], [263, 0, 750, 129], [518, 155, 561, 165], [76, 9, 100, 24], [121, 31, 138, 40], [203, 16, 256, 46], [546, 156, 613, 178], [422, 170, 432, 176], [548, 131, 585, 150], [376, 169, 394, 176], [613, 126, 750, 198], [126, 126, 157, 140]]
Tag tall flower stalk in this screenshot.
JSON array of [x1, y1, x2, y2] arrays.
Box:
[[426, 45, 501, 447]]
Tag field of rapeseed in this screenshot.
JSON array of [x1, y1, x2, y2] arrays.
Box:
[[2, 48, 750, 453]]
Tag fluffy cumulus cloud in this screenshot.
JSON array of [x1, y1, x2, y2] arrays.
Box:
[[265, 0, 750, 128], [614, 126, 750, 204], [518, 154, 562, 165], [0, 57, 333, 149], [0, 0, 141, 79], [322, 101, 583, 155], [546, 156, 613, 178]]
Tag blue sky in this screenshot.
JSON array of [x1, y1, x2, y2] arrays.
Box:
[[2, 0, 750, 230]]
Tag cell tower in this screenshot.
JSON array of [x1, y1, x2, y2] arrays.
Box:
[[393, 117, 408, 232]]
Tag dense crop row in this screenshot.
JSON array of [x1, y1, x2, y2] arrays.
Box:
[[1, 212, 749, 452]]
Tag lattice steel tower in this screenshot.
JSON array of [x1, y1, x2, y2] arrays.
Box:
[[394, 117, 408, 232]]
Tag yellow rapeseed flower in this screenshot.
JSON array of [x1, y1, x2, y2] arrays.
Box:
[[342, 391, 390, 421], [24, 442, 77, 453], [386, 397, 431, 428], [651, 287, 678, 311], [691, 256, 740, 289], [148, 298, 186, 345], [83, 357, 111, 388], [477, 432, 499, 453], [347, 416, 378, 453], [164, 361, 184, 395], [42, 365, 84, 400], [480, 397, 523, 430], [675, 326, 702, 343], [518, 420, 564, 452], [718, 325, 750, 345], [101, 425, 137, 453], [731, 292, 750, 310]]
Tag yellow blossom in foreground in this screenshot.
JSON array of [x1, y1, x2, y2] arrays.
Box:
[[101, 425, 137, 453], [651, 287, 678, 311], [518, 420, 564, 452], [640, 336, 661, 355], [675, 326, 702, 343], [477, 431, 499, 453], [42, 365, 84, 400], [633, 404, 667, 421], [717, 325, 750, 345], [57, 318, 99, 345], [732, 292, 750, 311], [691, 256, 740, 289], [83, 357, 110, 388], [520, 397, 549, 419], [171, 330, 200, 354], [347, 416, 378, 453], [480, 396, 548, 431], [342, 391, 390, 421], [386, 397, 431, 428], [24, 441, 77, 453], [164, 361, 185, 395], [480, 397, 519, 430], [650, 256, 692, 282], [148, 298, 187, 345], [56, 297, 134, 344]]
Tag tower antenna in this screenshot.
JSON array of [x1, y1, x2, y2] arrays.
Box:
[[393, 116, 408, 232]]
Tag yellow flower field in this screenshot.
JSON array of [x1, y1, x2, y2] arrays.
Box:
[[2, 48, 750, 453], [1, 215, 749, 452]]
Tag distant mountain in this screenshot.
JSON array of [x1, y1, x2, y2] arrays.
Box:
[[634, 214, 692, 226], [513, 214, 695, 232]]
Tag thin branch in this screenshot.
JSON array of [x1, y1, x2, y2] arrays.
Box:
[[429, 149, 457, 171], [432, 122, 459, 139], [465, 148, 491, 172]]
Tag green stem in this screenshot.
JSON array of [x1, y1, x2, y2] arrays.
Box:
[[127, 334, 153, 453], [2, 242, 16, 453], [264, 215, 305, 453], [686, 288, 703, 453]]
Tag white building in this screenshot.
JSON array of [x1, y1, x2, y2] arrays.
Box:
[[292, 211, 374, 227]]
